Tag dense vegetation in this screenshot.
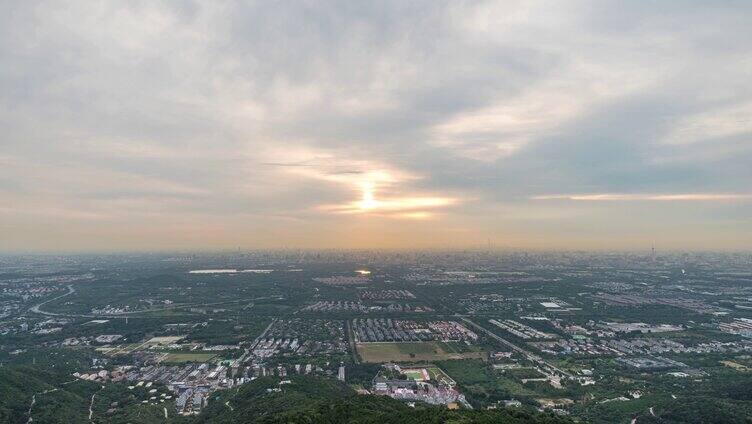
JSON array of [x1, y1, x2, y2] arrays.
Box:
[[0, 349, 97, 423], [194, 376, 573, 424], [0, 352, 573, 424], [0, 349, 171, 424]]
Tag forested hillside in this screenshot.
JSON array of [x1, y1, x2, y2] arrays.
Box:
[[194, 376, 572, 424]]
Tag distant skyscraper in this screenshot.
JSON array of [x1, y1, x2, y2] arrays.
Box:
[[338, 364, 345, 382]]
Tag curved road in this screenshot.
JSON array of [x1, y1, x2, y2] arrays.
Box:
[[29, 285, 75, 316]]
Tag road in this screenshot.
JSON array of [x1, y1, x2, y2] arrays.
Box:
[[630, 407, 656, 424], [458, 316, 573, 379], [243, 319, 277, 363], [29, 285, 75, 316], [88, 386, 105, 421], [26, 394, 35, 423], [346, 320, 360, 364], [30, 289, 270, 320], [27, 388, 59, 423]]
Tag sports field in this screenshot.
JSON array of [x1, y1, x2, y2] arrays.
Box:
[[403, 368, 430, 381], [356, 341, 486, 363]]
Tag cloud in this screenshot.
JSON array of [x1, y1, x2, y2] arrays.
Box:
[[1, 1, 751, 250], [319, 195, 459, 218], [662, 102, 752, 146], [532, 193, 752, 202], [254, 145, 461, 218]]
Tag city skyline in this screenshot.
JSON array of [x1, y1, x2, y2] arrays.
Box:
[[2, 1, 751, 252]]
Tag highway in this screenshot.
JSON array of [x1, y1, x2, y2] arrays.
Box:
[[458, 316, 573, 379], [29, 289, 267, 320], [242, 319, 277, 363], [29, 285, 75, 316], [346, 320, 360, 364]]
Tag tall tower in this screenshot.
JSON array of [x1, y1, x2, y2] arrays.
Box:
[[651, 242, 655, 262]]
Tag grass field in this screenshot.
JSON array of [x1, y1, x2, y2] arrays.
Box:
[[356, 341, 486, 363], [161, 352, 216, 363], [100, 343, 144, 356], [403, 369, 428, 381], [505, 367, 546, 380]]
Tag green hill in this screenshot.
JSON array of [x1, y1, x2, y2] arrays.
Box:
[[0, 349, 98, 423], [193, 376, 573, 424], [1, 349, 572, 424]]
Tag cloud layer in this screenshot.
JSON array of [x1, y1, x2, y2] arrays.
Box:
[[1, 1, 751, 251]]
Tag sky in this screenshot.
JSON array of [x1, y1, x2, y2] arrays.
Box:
[[1, 1, 751, 252]]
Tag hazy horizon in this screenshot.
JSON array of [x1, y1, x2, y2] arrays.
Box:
[[2, 1, 751, 252], [2, 247, 751, 257]]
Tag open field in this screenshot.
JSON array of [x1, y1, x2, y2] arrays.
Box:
[[400, 366, 455, 385], [403, 368, 430, 381], [720, 360, 750, 371], [161, 352, 216, 363], [356, 341, 486, 363], [98, 343, 145, 356], [146, 336, 185, 345]]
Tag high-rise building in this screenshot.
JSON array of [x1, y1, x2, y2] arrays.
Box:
[[338, 364, 345, 382]]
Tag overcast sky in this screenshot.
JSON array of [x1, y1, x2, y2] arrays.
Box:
[[2, 1, 751, 252]]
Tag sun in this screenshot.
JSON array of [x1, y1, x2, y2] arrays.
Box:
[[358, 181, 378, 210], [314, 169, 457, 218]]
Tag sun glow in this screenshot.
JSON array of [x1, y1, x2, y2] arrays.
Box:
[[310, 171, 457, 219], [358, 182, 378, 210], [266, 150, 459, 219], [320, 193, 457, 218]]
